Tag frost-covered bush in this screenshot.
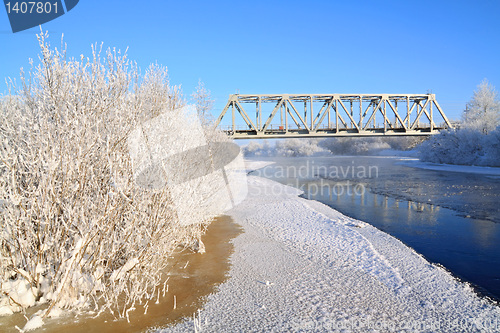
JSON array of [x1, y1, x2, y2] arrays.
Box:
[[274, 138, 328, 157], [319, 137, 390, 155], [243, 139, 328, 157], [242, 141, 272, 157], [0, 32, 226, 324], [383, 136, 427, 151], [418, 129, 482, 165], [417, 127, 500, 166], [416, 80, 500, 167], [480, 128, 500, 166]]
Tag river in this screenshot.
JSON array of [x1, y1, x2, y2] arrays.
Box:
[[251, 155, 500, 302]]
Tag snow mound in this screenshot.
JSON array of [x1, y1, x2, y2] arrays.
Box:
[[21, 315, 43, 331]]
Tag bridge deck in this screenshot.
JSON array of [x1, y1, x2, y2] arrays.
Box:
[[223, 127, 446, 139]]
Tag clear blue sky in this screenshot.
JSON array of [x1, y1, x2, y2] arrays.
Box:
[[1, 0, 499, 120]]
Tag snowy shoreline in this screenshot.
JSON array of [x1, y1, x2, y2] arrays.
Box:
[[375, 148, 500, 176], [162, 160, 500, 332], [397, 158, 500, 177]]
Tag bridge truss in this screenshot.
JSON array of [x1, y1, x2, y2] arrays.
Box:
[[215, 94, 453, 139]]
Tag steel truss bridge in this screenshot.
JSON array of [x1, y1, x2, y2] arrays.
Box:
[[215, 94, 453, 139]]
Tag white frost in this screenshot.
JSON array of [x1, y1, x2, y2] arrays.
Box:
[[110, 258, 139, 281], [399, 158, 500, 176], [22, 315, 43, 331], [1, 278, 37, 309]]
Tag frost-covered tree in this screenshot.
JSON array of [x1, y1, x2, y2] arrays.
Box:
[[462, 79, 500, 133], [191, 79, 214, 124]]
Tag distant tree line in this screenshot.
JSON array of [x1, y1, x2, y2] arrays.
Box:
[[244, 80, 500, 167]]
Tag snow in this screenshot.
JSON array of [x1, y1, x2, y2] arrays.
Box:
[[0, 306, 13, 316], [399, 158, 500, 176], [110, 257, 139, 281], [241, 159, 275, 173], [21, 315, 43, 331], [161, 161, 500, 332], [0, 278, 37, 311]]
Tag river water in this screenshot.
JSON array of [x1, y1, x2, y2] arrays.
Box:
[[251, 156, 500, 302]]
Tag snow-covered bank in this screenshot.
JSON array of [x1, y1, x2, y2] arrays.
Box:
[[242, 160, 275, 173], [162, 164, 500, 332], [399, 158, 500, 177]]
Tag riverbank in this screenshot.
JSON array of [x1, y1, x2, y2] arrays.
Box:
[[0, 216, 242, 333], [162, 161, 500, 332], [398, 158, 500, 177], [377, 149, 500, 176]]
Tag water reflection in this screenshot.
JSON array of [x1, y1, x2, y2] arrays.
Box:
[[472, 219, 499, 250], [305, 181, 442, 227], [252, 156, 500, 301]]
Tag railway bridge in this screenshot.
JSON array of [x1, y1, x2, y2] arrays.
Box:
[[214, 94, 453, 139]]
